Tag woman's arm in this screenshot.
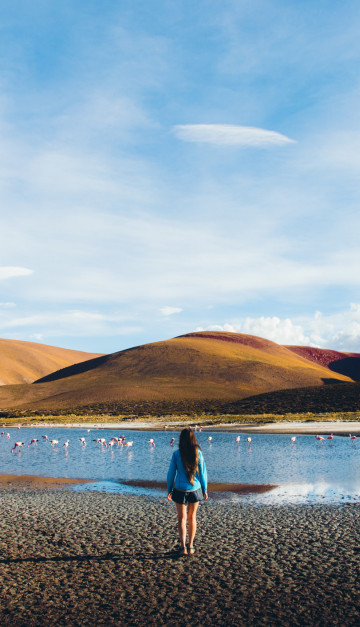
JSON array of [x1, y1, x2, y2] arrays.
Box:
[[166, 451, 177, 496], [198, 450, 208, 495]]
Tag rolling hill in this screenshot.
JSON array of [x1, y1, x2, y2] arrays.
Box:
[[0, 338, 103, 385], [0, 331, 358, 413]]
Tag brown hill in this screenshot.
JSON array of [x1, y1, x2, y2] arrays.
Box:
[[0, 338, 103, 385], [0, 331, 355, 412]]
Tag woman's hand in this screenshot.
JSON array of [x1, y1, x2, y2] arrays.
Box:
[[203, 492, 208, 501], [167, 492, 173, 502]]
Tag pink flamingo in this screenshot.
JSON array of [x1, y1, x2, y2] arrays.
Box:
[[290, 437, 296, 443], [64, 440, 69, 449], [236, 436, 241, 444], [208, 436, 213, 442], [11, 442, 25, 453], [247, 437, 252, 444], [170, 437, 175, 446], [315, 435, 325, 441], [124, 441, 133, 447], [28, 439, 39, 447], [79, 438, 86, 446], [327, 434, 334, 440], [148, 438, 155, 447], [6, 433, 10, 439], [42, 435, 48, 441], [349, 434, 358, 440], [50, 439, 59, 447]]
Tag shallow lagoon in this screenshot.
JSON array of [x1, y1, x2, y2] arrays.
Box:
[[1, 427, 360, 504]]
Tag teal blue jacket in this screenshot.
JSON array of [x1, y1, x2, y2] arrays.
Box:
[[167, 449, 208, 494]]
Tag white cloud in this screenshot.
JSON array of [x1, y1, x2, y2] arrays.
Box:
[[197, 305, 360, 352], [0, 267, 33, 280], [172, 124, 296, 147], [160, 306, 183, 316], [197, 316, 309, 346]]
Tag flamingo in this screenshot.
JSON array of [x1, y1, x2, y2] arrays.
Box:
[[148, 438, 155, 447], [208, 437, 213, 442], [11, 442, 25, 453], [28, 439, 39, 447], [124, 441, 133, 447], [247, 437, 252, 444], [290, 437, 296, 443], [349, 434, 358, 440], [79, 438, 86, 446], [6, 433, 10, 439], [315, 435, 325, 441], [63, 440, 69, 449], [235, 436, 241, 444], [50, 439, 59, 447], [42, 435, 48, 441], [327, 434, 334, 440], [170, 437, 175, 446]]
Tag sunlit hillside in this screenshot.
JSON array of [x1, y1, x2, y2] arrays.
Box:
[[0, 331, 356, 412], [0, 338, 103, 385]]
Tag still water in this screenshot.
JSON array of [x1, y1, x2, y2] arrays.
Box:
[[1, 427, 360, 504]]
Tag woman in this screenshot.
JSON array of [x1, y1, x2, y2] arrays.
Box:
[[167, 427, 208, 556]]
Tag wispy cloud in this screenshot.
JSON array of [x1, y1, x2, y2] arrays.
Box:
[[0, 302, 15, 308], [0, 310, 142, 339], [172, 124, 296, 147], [160, 306, 183, 316], [0, 267, 33, 280]]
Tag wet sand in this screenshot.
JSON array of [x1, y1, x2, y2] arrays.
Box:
[[0, 487, 359, 626], [0, 474, 93, 487]]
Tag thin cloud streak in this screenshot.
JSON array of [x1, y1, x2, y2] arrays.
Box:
[[0, 267, 33, 280], [173, 124, 296, 147]]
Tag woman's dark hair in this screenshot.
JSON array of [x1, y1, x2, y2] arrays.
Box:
[[179, 428, 200, 485]]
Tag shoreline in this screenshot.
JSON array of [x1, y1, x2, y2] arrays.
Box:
[[3, 419, 360, 434]]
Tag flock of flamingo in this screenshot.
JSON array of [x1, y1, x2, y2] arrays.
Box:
[[1, 428, 359, 455]]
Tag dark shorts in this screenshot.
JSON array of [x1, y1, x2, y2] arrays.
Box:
[[171, 487, 204, 504]]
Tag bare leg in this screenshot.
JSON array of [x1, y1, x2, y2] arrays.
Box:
[[175, 503, 187, 549], [187, 501, 199, 549]]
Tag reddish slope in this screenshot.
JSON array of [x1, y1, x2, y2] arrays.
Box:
[[286, 346, 360, 381]]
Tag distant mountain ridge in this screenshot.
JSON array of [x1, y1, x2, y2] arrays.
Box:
[[0, 331, 358, 413]]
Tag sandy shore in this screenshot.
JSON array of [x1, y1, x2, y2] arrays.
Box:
[[0, 487, 359, 626], [5, 420, 360, 434]]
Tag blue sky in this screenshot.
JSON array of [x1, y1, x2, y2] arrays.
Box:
[[1, 0, 360, 353]]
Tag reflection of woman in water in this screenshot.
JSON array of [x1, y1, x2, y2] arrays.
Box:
[[167, 428, 208, 556]]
